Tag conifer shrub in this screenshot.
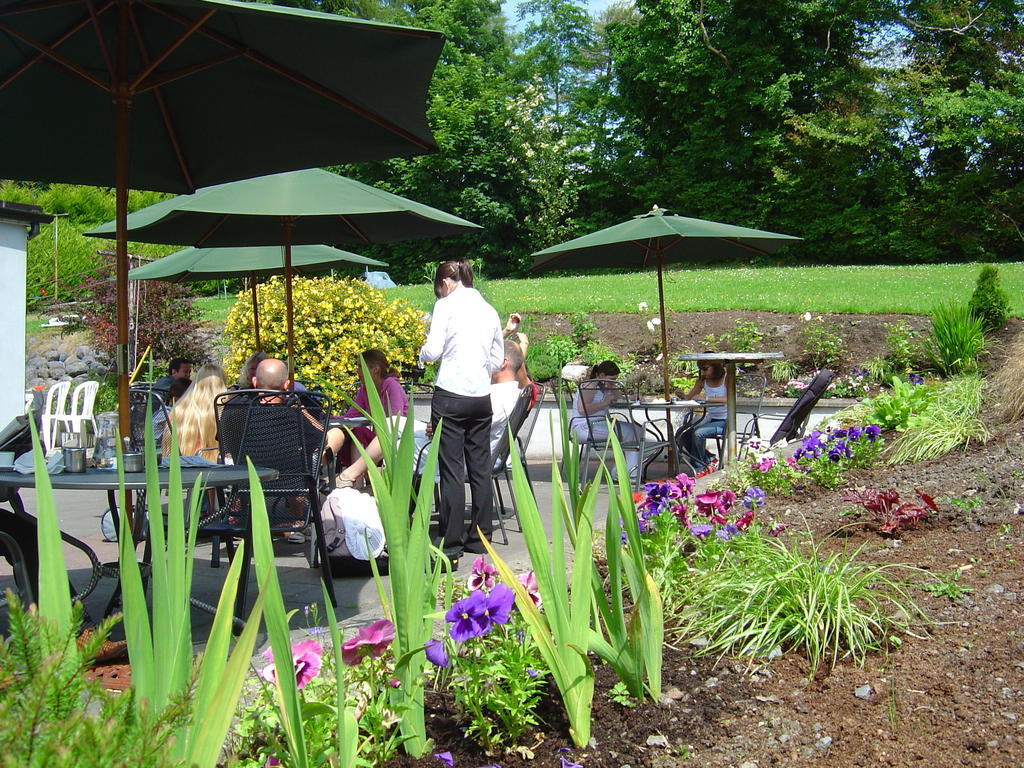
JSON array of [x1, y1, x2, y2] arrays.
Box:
[[968, 264, 1010, 333], [224, 275, 425, 400]]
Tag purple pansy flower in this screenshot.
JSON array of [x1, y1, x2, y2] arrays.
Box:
[[865, 425, 881, 441], [688, 523, 714, 539], [434, 752, 454, 766], [424, 639, 449, 668], [446, 590, 489, 641], [743, 487, 766, 510]]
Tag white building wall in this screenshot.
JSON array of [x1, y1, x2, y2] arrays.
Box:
[[0, 219, 28, 427]]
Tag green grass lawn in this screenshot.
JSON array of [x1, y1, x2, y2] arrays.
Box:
[[386, 262, 1024, 318], [187, 262, 1023, 327]]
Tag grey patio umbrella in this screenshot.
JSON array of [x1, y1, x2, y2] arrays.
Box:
[[129, 244, 387, 350], [532, 206, 801, 398], [88, 168, 481, 367], [0, 0, 443, 439]]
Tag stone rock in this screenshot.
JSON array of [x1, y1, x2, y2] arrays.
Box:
[[663, 687, 685, 701], [47, 362, 66, 377], [44, 349, 60, 361], [689, 636, 710, 648], [816, 736, 833, 750], [27, 355, 47, 369], [561, 364, 589, 382], [854, 684, 873, 700], [986, 584, 1005, 594], [66, 361, 89, 376], [739, 761, 759, 768], [75, 345, 92, 359], [645, 734, 669, 748]]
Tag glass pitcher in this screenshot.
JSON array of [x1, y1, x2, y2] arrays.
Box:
[[93, 411, 118, 469]]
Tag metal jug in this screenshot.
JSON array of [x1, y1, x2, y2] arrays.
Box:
[[93, 411, 119, 469]]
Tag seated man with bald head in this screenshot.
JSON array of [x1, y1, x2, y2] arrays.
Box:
[[250, 357, 345, 458]]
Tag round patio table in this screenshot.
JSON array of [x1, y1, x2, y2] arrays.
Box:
[[677, 352, 784, 467], [0, 464, 278, 611]]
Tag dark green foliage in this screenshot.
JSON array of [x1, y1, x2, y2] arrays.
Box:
[[0, 597, 188, 768], [968, 265, 1010, 333]]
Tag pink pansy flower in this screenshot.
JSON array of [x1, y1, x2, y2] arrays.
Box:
[[468, 556, 498, 592], [262, 638, 323, 690], [756, 457, 777, 472], [695, 489, 735, 525], [341, 618, 395, 666], [518, 570, 542, 609]]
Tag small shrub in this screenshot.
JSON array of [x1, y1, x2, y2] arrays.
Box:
[[675, 532, 921, 677], [569, 311, 597, 346], [224, 275, 425, 402], [793, 424, 885, 489], [968, 264, 1010, 333], [539, 333, 577, 369], [579, 339, 619, 367], [79, 254, 206, 365], [884, 321, 924, 374], [704, 320, 765, 353], [799, 319, 847, 368], [0, 598, 188, 768], [887, 375, 989, 463], [841, 487, 938, 534], [923, 302, 988, 376], [993, 330, 1024, 422], [525, 342, 562, 382]]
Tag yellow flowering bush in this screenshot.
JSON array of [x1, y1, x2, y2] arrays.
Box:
[[224, 275, 426, 401]]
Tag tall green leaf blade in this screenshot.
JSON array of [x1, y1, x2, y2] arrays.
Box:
[[248, 458, 308, 768], [26, 415, 72, 640]]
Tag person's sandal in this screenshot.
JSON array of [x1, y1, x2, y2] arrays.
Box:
[[336, 475, 355, 489]]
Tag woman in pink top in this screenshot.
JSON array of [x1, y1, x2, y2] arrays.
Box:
[[331, 349, 408, 464]]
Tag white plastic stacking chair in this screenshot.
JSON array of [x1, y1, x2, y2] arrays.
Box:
[[57, 380, 99, 443], [40, 380, 71, 452]]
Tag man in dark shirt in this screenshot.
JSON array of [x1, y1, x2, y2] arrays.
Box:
[[151, 357, 193, 394]]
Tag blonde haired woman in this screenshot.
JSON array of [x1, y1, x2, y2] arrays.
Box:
[[163, 363, 228, 461]]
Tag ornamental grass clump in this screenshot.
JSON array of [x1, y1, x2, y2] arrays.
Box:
[[923, 301, 988, 376], [886, 375, 989, 464], [993, 330, 1024, 423], [675, 533, 922, 677]]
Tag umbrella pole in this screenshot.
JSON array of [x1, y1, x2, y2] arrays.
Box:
[[656, 249, 678, 473], [283, 219, 296, 379], [250, 273, 261, 351], [114, 1, 134, 537], [656, 251, 671, 400]]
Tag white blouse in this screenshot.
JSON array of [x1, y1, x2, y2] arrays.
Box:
[[419, 284, 503, 398]]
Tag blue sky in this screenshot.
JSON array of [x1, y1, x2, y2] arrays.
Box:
[[503, 0, 617, 25]]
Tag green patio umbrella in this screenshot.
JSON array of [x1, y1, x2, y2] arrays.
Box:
[[129, 244, 387, 350], [1, 0, 443, 441], [531, 206, 801, 398], [88, 168, 481, 367]]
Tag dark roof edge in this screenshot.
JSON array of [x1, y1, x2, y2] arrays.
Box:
[[0, 200, 54, 226]]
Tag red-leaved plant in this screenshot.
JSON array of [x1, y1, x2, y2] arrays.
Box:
[[841, 487, 939, 534]]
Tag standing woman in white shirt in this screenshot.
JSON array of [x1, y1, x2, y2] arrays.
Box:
[[420, 259, 504, 561]]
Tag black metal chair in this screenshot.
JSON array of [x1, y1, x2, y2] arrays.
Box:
[[574, 380, 667, 490], [769, 369, 836, 444], [490, 386, 536, 543], [515, 383, 546, 494], [206, 389, 337, 619]]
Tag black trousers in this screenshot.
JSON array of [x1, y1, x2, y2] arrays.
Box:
[[431, 387, 493, 550]]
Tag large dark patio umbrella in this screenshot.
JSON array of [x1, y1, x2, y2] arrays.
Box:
[[88, 168, 481, 368], [129, 244, 387, 350], [1, 0, 443, 438], [531, 206, 801, 399]]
